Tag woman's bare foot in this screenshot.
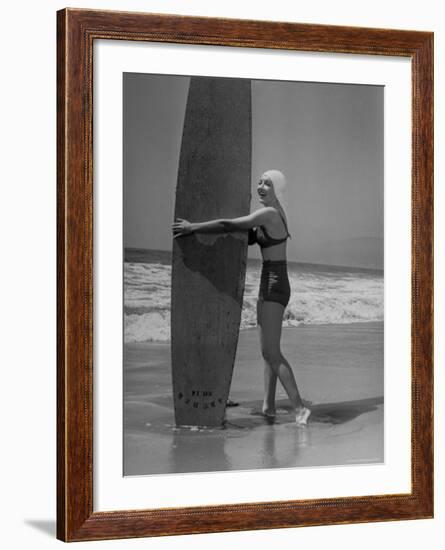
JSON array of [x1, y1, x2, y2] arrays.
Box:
[[262, 405, 276, 418], [295, 406, 311, 426]]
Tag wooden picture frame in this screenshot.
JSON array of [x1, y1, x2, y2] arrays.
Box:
[[57, 8, 433, 542]]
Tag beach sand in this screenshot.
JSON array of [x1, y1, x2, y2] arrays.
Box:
[[124, 322, 383, 476]]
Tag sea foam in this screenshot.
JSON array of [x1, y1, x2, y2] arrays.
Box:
[[124, 257, 383, 343]]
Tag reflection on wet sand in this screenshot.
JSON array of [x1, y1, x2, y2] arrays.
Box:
[[124, 323, 384, 476], [169, 428, 230, 473]]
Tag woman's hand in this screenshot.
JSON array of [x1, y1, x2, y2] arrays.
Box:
[[172, 218, 194, 239]]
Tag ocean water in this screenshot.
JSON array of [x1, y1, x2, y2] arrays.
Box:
[[124, 248, 383, 343]]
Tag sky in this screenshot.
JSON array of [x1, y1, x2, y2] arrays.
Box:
[[123, 73, 383, 269]]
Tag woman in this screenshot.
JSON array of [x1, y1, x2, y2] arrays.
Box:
[[172, 170, 311, 425]]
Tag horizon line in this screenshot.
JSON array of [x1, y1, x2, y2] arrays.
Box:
[[124, 246, 384, 273]]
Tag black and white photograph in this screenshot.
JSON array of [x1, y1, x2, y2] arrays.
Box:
[[3, 0, 439, 547], [123, 73, 384, 476]]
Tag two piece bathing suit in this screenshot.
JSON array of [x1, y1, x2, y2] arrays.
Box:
[[248, 210, 291, 308]]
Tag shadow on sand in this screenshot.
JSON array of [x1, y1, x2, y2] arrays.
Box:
[[234, 396, 384, 427]]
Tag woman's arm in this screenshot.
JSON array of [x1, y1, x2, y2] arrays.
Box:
[[172, 208, 275, 238]]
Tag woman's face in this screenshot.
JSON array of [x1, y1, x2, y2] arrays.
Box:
[[257, 176, 276, 205]]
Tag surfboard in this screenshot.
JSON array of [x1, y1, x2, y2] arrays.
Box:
[[171, 76, 252, 427]]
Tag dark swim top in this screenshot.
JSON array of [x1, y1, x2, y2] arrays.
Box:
[[248, 210, 290, 249]]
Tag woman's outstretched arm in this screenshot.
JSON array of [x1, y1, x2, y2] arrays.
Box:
[[172, 208, 275, 239]]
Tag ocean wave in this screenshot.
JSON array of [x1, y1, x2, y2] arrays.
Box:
[[125, 311, 171, 343], [124, 260, 383, 343]]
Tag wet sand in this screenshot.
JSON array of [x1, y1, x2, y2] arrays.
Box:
[[124, 322, 383, 476]]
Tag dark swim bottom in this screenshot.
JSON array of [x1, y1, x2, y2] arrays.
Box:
[[258, 260, 291, 308]]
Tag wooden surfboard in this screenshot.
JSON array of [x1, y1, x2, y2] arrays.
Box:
[[171, 76, 252, 427]]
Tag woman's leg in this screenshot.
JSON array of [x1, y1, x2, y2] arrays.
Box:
[[257, 300, 278, 415], [258, 301, 305, 413]]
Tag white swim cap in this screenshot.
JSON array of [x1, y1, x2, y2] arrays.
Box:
[[262, 169, 287, 202]]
